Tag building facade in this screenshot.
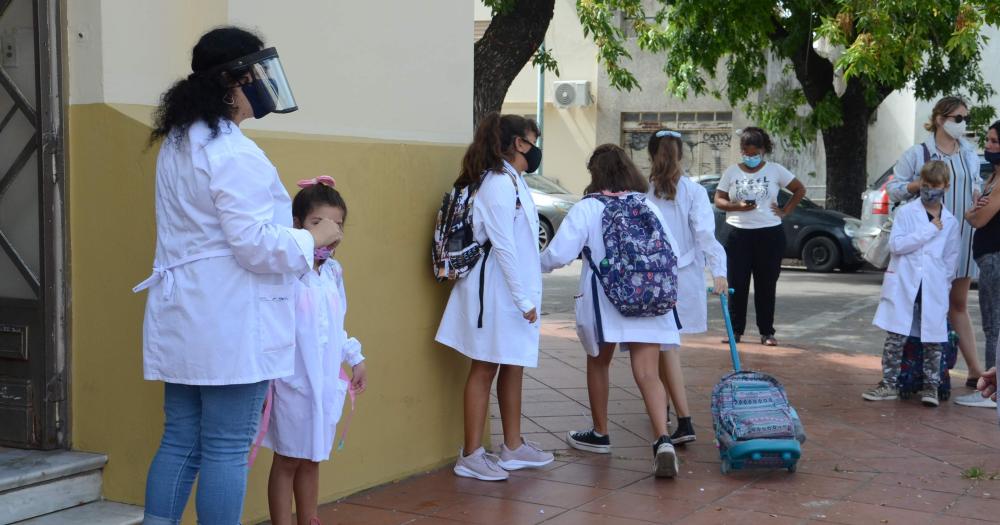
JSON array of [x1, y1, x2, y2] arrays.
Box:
[[1, 1, 473, 523]]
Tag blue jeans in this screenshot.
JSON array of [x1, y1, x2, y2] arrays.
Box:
[[144, 381, 268, 525]]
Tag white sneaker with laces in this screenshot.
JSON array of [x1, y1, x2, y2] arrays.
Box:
[[453, 447, 508, 481], [954, 392, 998, 408], [498, 438, 554, 470]]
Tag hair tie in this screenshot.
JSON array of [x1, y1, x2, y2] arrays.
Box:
[[296, 175, 336, 189]]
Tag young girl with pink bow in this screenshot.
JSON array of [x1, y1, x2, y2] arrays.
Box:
[[263, 176, 368, 525]]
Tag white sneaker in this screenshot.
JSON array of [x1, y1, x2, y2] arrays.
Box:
[[453, 447, 508, 481], [498, 438, 554, 470], [954, 392, 998, 408]]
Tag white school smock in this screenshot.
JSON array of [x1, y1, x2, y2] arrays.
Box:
[[873, 199, 960, 343], [647, 177, 727, 334], [134, 120, 314, 385], [540, 193, 681, 356], [263, 259, 364, 462], [887, 136, 982, 280], [435, 161, 543, 367]]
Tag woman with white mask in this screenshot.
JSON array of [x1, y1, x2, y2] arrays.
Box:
[[887, 96, 984, 397]]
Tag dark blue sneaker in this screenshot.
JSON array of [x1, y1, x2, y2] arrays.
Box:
[[566, 429, 611, 454]]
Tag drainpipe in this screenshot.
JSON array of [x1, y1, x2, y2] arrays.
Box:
[[536, 41, 545, 176]]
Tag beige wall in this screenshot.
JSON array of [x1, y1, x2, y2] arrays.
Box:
[[68, 0, 472, 143], [65, 2, 474, 523]]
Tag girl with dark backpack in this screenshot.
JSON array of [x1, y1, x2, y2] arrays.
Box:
[[541, 144, 682, 478], [436, 113, 553, 481]]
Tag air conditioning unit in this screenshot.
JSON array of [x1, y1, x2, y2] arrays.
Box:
[[553, 80, 591, 108]]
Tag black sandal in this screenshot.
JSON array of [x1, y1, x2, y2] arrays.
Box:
[[761, 335, 778, 346]]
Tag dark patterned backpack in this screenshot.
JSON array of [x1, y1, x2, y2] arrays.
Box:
[[581, 193, 679, 318]]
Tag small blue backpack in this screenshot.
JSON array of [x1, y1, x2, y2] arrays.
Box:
[[581, 193, 679, 330]]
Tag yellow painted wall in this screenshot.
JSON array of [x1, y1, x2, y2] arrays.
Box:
[[68, 103, 469, 524]]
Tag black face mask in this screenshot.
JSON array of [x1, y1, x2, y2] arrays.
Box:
[[986, 150, 1000, 166], [241, 79, 278, 119], [519, 140, 542, 174]]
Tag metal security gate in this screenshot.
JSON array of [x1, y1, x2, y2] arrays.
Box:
[[0, 0, 65, 449]]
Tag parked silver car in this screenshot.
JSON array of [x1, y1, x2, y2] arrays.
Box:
[[524, 174, 579, 251]]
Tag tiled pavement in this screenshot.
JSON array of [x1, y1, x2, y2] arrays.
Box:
[[317, 319, 1000, 524]]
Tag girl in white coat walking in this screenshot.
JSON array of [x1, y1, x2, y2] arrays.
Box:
[[865, 161, 961, 407], [436, 113, 554, 481], [645, 130, 728, 445], [264, 178, 368, 525], [541, 144, 682, 478], [135, 28, 342, 525]]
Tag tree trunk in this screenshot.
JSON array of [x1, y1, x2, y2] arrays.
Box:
[[821, 106, 870, 217], [474, 0, 555, 127]]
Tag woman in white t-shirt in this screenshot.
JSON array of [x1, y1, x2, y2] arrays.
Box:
[[714, 127, 806, 346]]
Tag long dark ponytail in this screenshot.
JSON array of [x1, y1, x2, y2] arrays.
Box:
[[149, 26, 264, 144], [648, 130, 684, 200], [455, 112, 538, 188]]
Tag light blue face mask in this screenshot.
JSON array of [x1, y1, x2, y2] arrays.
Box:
[[742, 154, 763, 169]]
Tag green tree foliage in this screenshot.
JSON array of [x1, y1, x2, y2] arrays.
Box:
[[573, 0, 1000, 213]]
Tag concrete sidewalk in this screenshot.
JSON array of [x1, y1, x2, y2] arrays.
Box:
[[317, 319, 1000, 524]]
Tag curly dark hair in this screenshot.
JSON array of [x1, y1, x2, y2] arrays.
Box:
[[149, 27, 264, 144], [739, 127, 774, 154]]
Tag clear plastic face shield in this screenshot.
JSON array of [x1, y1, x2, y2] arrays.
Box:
[[217, 47, 297, 118]]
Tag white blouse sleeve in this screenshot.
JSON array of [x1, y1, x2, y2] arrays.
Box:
[[336, 266, 364, 367], [478, 175, 535, 313], [540, 201, 590, 273], [689, 184, 727, 277], [206, 150, 313, 274]]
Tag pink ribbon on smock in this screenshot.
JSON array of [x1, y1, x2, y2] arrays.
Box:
[[297, 175, 336, 189], [336, 367, 358, 450]]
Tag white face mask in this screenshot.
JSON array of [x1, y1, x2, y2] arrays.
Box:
[[942, 119, 967, 140]]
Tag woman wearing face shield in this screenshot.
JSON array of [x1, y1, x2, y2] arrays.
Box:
[[887, 96, 984, 402], [134, 27, 341, 524]]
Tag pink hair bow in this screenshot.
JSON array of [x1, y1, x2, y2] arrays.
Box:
[[297, 175, 336, 189]]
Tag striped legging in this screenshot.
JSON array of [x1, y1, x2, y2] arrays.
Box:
[[976, 251, 1000, 370]]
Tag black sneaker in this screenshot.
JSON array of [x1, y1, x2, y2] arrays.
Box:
[[670, 421, 697, 446], [566, 429, 611, 454], [652, 435, 678, 478]]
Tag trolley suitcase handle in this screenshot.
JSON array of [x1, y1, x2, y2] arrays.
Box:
[[710, 287, 740, 372]]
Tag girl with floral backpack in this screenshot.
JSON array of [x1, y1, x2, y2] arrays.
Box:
[[541, 144, 682, 478]]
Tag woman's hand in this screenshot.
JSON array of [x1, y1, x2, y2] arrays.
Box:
[[350, 362, 367, 395], [523, 307, 538, 323], [311, 218, 343, 248], [712, 277, 729, 295], [977, 367, 997, 402], [770, 203, 789, 218], [737, 201, 758, 212]]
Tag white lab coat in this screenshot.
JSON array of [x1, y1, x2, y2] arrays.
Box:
[[134, 120, 314, 385], [435, 161, 543, 367], [873, 199, 960, 343], [540, 194, 681, 356], [263, 259, 364, 462], [647, 177, 727, 334]]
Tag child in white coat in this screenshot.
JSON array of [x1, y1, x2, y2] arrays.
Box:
[[541, 144, 681, 478], [645, 130, 728, 445], [265, 177, 368, 525], [864, 161, 960, 407]]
